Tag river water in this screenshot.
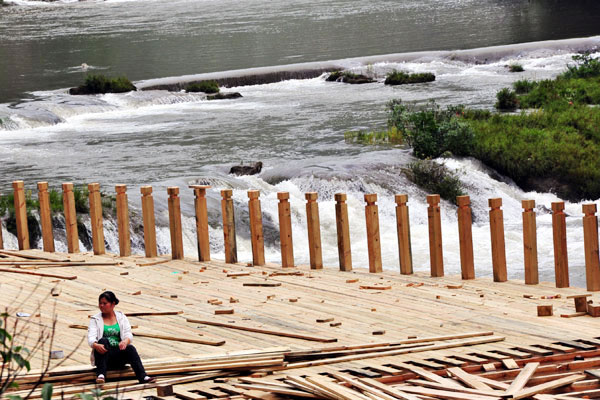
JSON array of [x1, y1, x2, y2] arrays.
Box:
[[1, 0, 600, 287]]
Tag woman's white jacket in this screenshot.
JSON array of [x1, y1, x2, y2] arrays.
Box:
[[87, 311, 134, 365]]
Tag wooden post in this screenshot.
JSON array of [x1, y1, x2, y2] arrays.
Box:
[[395, 194, 413, 275], [0, 194, 3, 250], [305, 192, 323, 270], [364, 193, 382, 273], [522, 199, 539, 285], [140, 186, 157, 258], [12, 180, 30, 250], [88, 183, 105, 256], [167, 187, 184, 260], [552, 201, 569, 288], [277, 192, 294, 268], [334, 193, 352, 272], [583, 203, 600, 291], [489, 198, 507, 282], [115, 184, 131, 257], [190, 185, 211, 262], [248, 190, 265, 266], [456, 195, 474, 280], [427, 194, 443, 277], [221, 189, 237, 264], [37, 182, 55, 253], [62, 183, 79, 253]]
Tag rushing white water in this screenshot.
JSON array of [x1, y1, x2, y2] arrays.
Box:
[[1, 40, 598, 288]]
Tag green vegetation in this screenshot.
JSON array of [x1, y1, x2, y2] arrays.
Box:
[[349, 52, 600, 201], [508, 63, 524, 72], [387, 100, 474, 159], [563, 52, 600, 79], [344, 126, 403, 145], [495, 88, 519, 111], [70, 74, 136, 95], [384, 70, 435, 85], [185, 80, 220, 94], [403, 161, 465, 204], [513, 79, 536, 94]]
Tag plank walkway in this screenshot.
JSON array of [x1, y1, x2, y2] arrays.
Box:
[[2, 249, 600, 398]]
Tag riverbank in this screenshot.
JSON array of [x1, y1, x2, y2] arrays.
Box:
[[349, 52, 600, 202]]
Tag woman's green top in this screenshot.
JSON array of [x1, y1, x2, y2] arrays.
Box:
[[103, 322, 121, 347]]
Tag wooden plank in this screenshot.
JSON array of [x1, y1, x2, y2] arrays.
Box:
[[357, 378, 421, 400], [393, 384, 502, 400], [505, 362, 539, 395], [556, 340, 596, 351], [393, 363, 464, 388], [511, 374, 585, 400], [447, 367, 494, 391], [187, 318, 337, 343], [501, 359, 520, 370], [243, 282, 282, 287], [0, 249, 69, 261], [0, 267, 77, 280]]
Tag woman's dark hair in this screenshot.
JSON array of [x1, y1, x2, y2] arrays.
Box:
[[99, 291, 119, 305]]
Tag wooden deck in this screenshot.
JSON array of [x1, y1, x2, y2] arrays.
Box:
[[3, 249, 600, 398]]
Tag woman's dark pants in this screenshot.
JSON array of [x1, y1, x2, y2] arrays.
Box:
[[94, 338, 147, 383]]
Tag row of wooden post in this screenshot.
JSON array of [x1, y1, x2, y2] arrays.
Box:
[[2, 180, 600, 291]]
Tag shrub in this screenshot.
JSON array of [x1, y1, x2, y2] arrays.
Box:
[[387, 100, 475, 159], [185, 80, 220, 94], [508, 64, 524, 72], [518, 76, 600, 110], [385, 70, 435, 85], [70, 74, 136, 95], [403, 161, 465, 204], [513, 79, 536, 94], [562, 52, 600, 79], [495, 88, 519, 111]]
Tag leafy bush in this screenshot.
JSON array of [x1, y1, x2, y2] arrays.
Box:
[[508, 64, 524, 72], [562, 52, 600, 79], [385, 70, 435, 85], [387, 100, 474, 159], [70, 74, 136, 95], [495, 88, 519, 111], [344, 126, 403, 145], [403, 161, 465, 204], [185, 80, 220, 94], [513, 79, 536, 94]]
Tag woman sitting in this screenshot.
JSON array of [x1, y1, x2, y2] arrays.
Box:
[[87, 291, 155, 384]]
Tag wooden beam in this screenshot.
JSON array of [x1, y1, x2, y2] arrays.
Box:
[[190, 185, 211, 262], [277, 192, 294, 268], [511, 374, 585, 400], [504, 362, 540, 395], [248, 190, 265, 266], [427, 194, 444, 277], [551, 201, 569, 288], [522, 199, 539, 285], [37, 182, 55, 252], [186, 318, 337, 343], [0, 267, 77, 280], [489, 198, 507, 282], [305, 192, 323, 270], [364, 194, 382, 273]]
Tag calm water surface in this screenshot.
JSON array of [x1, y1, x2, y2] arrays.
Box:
[[1, 0, 600, 101]]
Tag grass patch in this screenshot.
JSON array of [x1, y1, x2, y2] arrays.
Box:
[[385, 70, 436, 85], [508, 64, 524, 72], [344, 127, 403, 145], [185, 80, 220, 94], [70, 74, 136, 95], [403, 161, 465, 204]]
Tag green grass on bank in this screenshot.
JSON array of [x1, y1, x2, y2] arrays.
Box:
[[347, 52, 600, 201]]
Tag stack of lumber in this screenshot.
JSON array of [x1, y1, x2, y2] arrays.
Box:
[[228, 346, 600, 399], [3, 332, 502, 398]]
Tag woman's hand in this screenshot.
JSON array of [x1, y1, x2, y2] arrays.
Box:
[[118, 339, 130, 350], [93, 342, 107, 354]]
